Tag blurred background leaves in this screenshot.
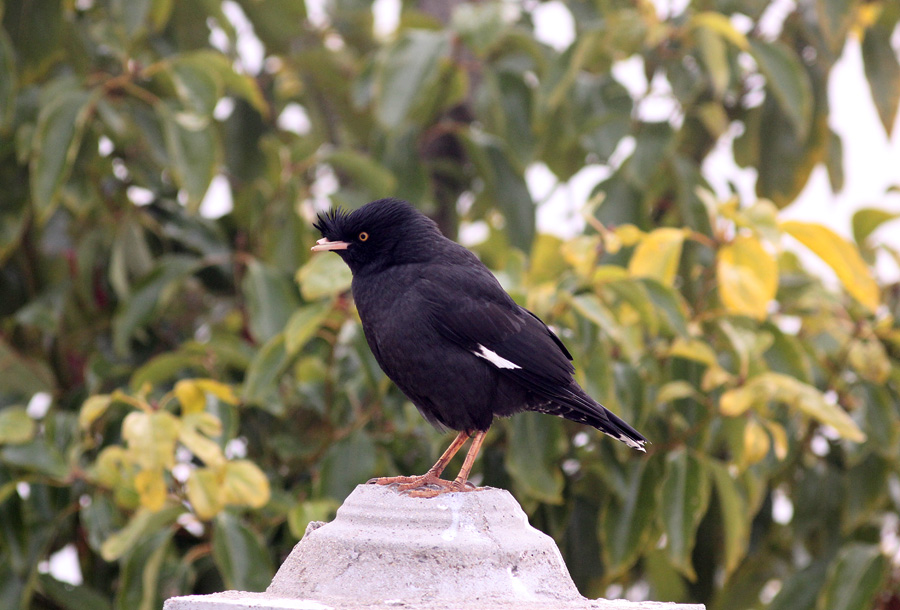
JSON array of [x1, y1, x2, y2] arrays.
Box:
[[1, 0, 899, 609]]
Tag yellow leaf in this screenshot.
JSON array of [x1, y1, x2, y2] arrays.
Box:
[[690, 11, 750, 50], [720, 373, 866, 442], [0, 407, 37, 444], [174, 380, 206, 415], [94, 446, 131, 488], [701, 366, 733, 391], [78, 394, 113, 429], [615, 224, 645, 246], [781, 220, 879, 311], [669, 338, 718, 368], [847, 338, 891, 384], [221, 460, 271, 509], [122, 411, 181, 470], [180, 428, 226, 467], [657, 381, 698, 404], [183, 412, 223, 437], [186, 467, 222, 520], [717, 235, 777, 319], [561, 235, 600, 277], [194, 379, 238, 405], [628, 228, 686, 287], [763, 420, 789, 460], [135, 468, 167, 512], [742, 419, 770, 468], [720, 382, 767, 416]]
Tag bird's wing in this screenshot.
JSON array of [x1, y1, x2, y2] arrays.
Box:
[[418, 261, 648, 449], [418, 265, 576, 394]]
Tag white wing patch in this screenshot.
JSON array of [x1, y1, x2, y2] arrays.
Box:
[[473, 344, 521, 370]]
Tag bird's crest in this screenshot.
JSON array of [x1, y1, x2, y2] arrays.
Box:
[[313, 207, 349, 239]]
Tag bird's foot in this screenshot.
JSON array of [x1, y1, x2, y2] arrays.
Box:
[[367, 474, 431, 487], [366, 472, 480, 497], [405, 479, 481, 498]]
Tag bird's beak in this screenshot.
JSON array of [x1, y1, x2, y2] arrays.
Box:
[[311, 237, 350, 252]]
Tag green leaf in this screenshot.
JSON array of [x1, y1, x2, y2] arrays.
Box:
[[374, 30, 451, 129], [296, 254, 353, 301], [0, 439, 68, 478], [112, 255, 199, 355], [185, 467, 222, 520], [461, 131, 535, 251], [220, 460, 271, 509], [114, 529, 173, 610], [658, 450, 710, 580], [755, 95, 825, 207], [212, 512, 274, 591], [816, 0, 856, 55], [689, 11, 749, 50], [0, 29, 15, 130], [287, 499, 338, 539], [600, 458, 660, 578], [505, 412, 564, 504], [640, 279, 689, 337], [37, 574, 112, 610], [30, 87, 95, 222], [318, 429, 376, 501], [157, 101, 218, 212], [242, 334, 289, 411], [243, 260, 300, 344], [100, 505, 182, 561], [79, 395, 113, 430], [569, 293, 626, 347], [285, 301, 332, 355], [852, 207, 900, 246], [113, 0, 153, 37], [825, 129, 844, 192], [819, 544, 888, 610], [862, 23, 900, 136], [0, 407, 36, 445], [169, 57, 222, 117], [768, 560, 829, 610], [451, 2, 509, 56], [695, 25, 730, 97], [750, 40, 814, 138], [706, 459, 750, 577], [324, 149, 397, 199]]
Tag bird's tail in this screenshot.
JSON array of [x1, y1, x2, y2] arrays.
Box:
[[555, 385, 648, 452]]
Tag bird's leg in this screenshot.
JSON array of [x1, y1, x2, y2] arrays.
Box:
[[407, 429, 487, 498], [367, 430, 470, 489]]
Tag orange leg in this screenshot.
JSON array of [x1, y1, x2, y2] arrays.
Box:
[[407, 429, 487, 498], [368, 430, 470, 490]]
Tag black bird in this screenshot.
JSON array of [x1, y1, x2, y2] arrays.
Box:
[[312, 198, 646, 497]]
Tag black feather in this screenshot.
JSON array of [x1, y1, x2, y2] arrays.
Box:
[[311, 198, 648, 451]]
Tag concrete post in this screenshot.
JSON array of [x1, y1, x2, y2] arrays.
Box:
[[164, 484, 705, 610]]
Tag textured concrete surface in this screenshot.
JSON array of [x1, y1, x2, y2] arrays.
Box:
[[164, 484, 704, 610]]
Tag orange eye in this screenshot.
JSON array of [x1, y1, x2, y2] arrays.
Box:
[[358, 232, 369, 241]]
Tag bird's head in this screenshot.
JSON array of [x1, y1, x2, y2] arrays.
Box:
[[311, 198, 444, 274]]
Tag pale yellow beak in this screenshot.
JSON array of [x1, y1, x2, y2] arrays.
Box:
[[311, 237, 350, 252]]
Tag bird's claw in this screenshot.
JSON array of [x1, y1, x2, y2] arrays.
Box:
[[367, 473, 479, 497]]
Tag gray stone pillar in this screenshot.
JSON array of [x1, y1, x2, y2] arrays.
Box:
[[164, 484, 705, 610]]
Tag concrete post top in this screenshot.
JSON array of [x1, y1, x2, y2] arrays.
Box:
[[164, 484, 705, 610]]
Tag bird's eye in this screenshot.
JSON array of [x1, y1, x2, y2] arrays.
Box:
[[358, 232, 369, 242]]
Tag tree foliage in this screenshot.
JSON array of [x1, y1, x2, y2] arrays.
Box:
[[1, 1, 900, 609]]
